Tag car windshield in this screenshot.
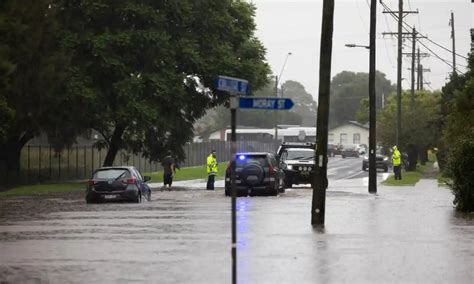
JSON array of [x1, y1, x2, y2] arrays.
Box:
[[286, 150, 314, 160], [344, 145, 356, 150], [93, 169, 130, 179]]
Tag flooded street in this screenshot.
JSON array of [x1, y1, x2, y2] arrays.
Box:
[[1, 176, 473, 283]]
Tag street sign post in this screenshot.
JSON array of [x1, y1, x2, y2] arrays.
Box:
[[215, 77, 293, 284], [239, 97, 294, 110], [215, 75, 248, 284], [215, 76, 249, 95]]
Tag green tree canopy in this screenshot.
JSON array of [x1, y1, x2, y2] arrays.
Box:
[[281, 80, 317, 126], [330, 70, 395, 127], [55, 0, 270, 164], [0, 0, 66, 169], [199, 78, 317, 136], [377, 90, 441, 151]]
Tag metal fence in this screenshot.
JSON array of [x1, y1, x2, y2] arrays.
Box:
[[0, 140, 277, 185]]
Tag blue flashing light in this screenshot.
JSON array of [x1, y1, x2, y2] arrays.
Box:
[[238, 155, 246, 161]]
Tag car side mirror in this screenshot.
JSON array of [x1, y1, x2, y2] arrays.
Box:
[[144, 176, 151, 182]]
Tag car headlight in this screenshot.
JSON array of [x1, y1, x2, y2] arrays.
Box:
[[299, 166, 303, 171], [364, 156, 368, 160], [287, 165, 293, 170], [383, 157, 388, 161]]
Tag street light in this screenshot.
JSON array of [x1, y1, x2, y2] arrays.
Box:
[[345, 43, 370, 49], [274, 52, 292, 146], [345, 35, 377, 194]]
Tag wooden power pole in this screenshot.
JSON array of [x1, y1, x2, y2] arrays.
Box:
[[450, 11, 456, 74], [311, 0, 334, 227]]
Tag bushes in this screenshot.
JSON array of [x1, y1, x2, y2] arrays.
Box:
[[447, 135, 474, 212]]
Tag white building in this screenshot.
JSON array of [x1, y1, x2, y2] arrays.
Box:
[[328, 121, 369, 146]]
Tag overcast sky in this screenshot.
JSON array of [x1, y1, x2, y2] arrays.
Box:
[[252, 0, 473, 100]]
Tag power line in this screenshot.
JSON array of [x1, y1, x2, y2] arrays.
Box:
[[380, 1, 465, 74]]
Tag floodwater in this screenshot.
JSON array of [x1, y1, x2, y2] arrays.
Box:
[[0, 179, 473, 283]]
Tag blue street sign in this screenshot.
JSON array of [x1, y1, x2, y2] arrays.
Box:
[[215, 76, 249, 95], [239, 97, 294, 110]]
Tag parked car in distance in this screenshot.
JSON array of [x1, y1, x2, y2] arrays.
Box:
[[341, 144, 360, 158], [225, 152, 284, 197], [86, 166, 152, 203], [362, 151, 391, 172], [357, 144, 367, 155], [327, 143, 342, 157]]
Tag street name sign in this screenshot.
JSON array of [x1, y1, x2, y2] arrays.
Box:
[[239, 97, 294, 110], [215, 75, 249, 95]]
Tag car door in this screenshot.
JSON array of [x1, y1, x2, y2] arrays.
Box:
[[132, 168, 147, 195], [269, 154, 283, 187]]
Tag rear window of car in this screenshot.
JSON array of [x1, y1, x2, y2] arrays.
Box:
[[93, 169, 131, 179], [236, 155, 268, 167]]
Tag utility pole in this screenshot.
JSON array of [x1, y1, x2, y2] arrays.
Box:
[[382, 0, 417, 146], [417, 48, 421, 90], [368, 0, 377, 194], [312, 0, 334, 227], [411, 64, 431, 90], [274, 75, 279, 148], [450, 11, 456, 74], [410, 27, 416, 106], [396, 0, 402, 147]]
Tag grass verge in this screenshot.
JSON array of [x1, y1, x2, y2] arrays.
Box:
[[145, 163, 227, 183], [0, 183, 85, 197], [0, 163, 229, 196], [383, 162, 432, 186]]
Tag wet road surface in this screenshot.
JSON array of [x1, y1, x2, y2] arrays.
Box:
[[1, 161, 473, 283]]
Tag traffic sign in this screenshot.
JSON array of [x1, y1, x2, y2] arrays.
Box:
[[239, 97, 294, 110], [215, 76, 249, 95]]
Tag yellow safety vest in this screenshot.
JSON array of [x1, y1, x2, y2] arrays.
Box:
[[392, 150, 401, 166], [207, 154, 218, 176]]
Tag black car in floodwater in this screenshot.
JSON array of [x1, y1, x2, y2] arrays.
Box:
[[362, 150, 391, 172], [225, 152, 285, 197], [86, 166, 152, 203]]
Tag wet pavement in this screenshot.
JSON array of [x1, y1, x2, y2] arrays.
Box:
[[1, 161, 473, 283]]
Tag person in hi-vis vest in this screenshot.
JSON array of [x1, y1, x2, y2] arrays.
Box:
[[206, 150, 218, 190], [392, 145, 402, 180]]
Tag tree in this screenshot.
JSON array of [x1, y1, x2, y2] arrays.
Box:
[[377, 90, 442, 167], [198, 78, 317, 136], [56, 0, 270, 165], [0, 0, 67, 173], [281, 80, 317, 126], [330, 71, 395, 127], [443, 54, 474, 212]]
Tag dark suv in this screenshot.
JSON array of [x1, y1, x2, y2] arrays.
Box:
[[225, 152, 285, 196], [277, 142, 315, 188]]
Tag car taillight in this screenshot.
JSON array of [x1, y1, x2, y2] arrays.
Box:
[[268, 163, 275, 173], [88, 179, 97, 186], [123, 178, 136, 184]]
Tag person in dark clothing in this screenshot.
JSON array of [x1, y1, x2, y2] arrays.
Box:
[[162, 151, 175, 191]]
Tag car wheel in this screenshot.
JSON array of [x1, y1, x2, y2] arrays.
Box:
[[284, 178, 292, 188], [270, 183, 279, 196], [135, 192, 142, 203]]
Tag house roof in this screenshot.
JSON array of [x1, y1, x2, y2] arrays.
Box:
[[330, 121, 369, 131]]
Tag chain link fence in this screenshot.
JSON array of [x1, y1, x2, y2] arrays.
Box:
[[0, 140, 278, 185]]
